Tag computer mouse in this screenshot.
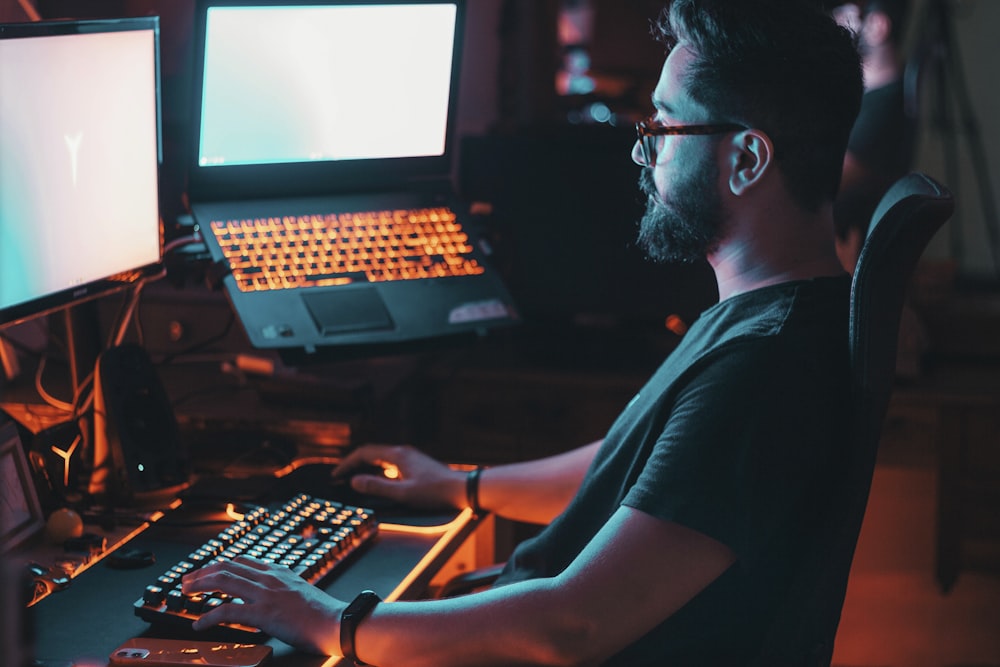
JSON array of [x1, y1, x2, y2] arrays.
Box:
[[333, 462, 394, 483], [329, 464, 401, 510]]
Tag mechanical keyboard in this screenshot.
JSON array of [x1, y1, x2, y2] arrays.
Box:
[[209, 206, 486, 292], [133, 493, 377, 637]]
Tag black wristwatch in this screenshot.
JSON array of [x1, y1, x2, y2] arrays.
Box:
[[340, 589, 381, 665]]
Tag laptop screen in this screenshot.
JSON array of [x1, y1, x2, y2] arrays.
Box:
[[188, 0, 464, 201]]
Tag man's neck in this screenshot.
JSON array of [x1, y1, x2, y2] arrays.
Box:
[[709, 206, 846, 301]]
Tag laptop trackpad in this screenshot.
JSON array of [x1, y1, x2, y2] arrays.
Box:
[[301, 288, 394, 335]]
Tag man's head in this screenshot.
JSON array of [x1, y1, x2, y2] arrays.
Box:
[[633, 0, 862, 261], [657, 0, 863, 211]]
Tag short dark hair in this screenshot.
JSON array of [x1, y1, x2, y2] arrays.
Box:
[[655, 0, 864, 211]]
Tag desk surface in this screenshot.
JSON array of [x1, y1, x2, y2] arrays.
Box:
[[26, 464, 478, 667]]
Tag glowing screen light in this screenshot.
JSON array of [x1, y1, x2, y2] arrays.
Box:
[[198, 4, 457, 167]]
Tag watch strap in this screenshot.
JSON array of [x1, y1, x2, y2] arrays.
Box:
[[466, 465, 485, 515], [340, 589, 381, 665]]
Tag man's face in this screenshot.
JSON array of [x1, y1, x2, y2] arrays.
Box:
[[633, 45, 727, 264]]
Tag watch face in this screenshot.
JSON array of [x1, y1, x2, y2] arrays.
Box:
[[346, 591, 381, 615]]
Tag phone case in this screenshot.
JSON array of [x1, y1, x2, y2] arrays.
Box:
[[109, 638, 272, 667]]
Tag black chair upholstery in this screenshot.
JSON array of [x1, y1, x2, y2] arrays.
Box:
[[851, 172, 953, 453], [438, 173, 955, 665], [752, 171, 954, 666]]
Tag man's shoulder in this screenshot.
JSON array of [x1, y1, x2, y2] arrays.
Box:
[[694, 275, 850, 344], [665, 276, 850, 388]]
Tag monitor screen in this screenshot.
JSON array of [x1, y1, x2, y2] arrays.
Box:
[[0, 17, 163, 329], [187, 0, 464, 201], [199, 3, 456, 167]]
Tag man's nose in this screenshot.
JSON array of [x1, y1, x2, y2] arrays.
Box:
[[631, 139, 648, 166]]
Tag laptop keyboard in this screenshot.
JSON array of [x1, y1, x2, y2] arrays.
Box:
[[133, 493, 377, 638], [209, 206, 486, 292]]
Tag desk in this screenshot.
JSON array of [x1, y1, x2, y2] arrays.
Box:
[[24, 464, 481, 666], [881, 363, 1000, 592]]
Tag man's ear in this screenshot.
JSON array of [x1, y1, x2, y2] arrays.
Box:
[[727, 129, 774, 196]]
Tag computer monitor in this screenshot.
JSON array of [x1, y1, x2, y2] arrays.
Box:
[[196, 2, 455, 163], [186, 0, 463, 202], [0, 16, 163, 331]]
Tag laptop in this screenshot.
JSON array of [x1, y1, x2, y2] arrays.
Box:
[[186, 0, 518, 360]]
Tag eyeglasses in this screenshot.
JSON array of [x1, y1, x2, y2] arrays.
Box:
[[635, 114, 746, 166]]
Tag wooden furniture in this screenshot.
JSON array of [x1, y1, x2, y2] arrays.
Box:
[[883, 364, 1000, 592]]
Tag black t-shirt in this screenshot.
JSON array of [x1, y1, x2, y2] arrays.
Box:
[[494, 276, 853, 666]]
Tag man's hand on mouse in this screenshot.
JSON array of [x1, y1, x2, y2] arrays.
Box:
[[332, 444, 466, 510]]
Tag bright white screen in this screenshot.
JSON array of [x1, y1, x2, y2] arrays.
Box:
[[0, 29, 160, 312], [198, 4, 457, 167]]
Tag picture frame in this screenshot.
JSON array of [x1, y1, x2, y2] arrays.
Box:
[[1, 420, 44, 553]]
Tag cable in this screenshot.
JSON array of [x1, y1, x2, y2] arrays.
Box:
[[163, 233, 201, 256], [109, 270, 166, 349], [17, 0, 41, 21], [157, 311, 237, 366], [33, 355, 73, 413]]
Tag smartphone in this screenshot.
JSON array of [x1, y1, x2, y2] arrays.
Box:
[[109, 638, 272, 667]]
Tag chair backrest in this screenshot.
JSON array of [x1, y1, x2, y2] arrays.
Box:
[[850, 172, 953, 472], [753, 172, 954, 666]]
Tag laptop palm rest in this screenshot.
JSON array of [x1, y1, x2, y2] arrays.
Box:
[[301, 288, 394, 335]]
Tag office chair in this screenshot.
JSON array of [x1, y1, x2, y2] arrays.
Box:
[[751, 171, 954, 665], [439, 172, 955, 665]]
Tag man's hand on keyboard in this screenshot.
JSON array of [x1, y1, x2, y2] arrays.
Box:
[[332, 444, 466, 510], [182, 556, 345, 656]]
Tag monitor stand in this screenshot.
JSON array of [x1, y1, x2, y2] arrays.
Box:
[[57, 300, 103, 400]]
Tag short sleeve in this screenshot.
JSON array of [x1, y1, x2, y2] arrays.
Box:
[[623, 337, 841, 564]]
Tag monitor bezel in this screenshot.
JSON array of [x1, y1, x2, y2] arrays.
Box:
[[0, 16, 164, 330], [186, 0, 466, 202]]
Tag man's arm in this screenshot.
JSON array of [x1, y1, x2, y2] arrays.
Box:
[[336, 441, 602, 525], [473, 441, 601, 524], [184, 504, 736, 666]]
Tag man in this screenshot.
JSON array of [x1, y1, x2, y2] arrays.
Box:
[[184, 1, 864, 664], [832, 0, 927, 378], [832, 0, 916, 272]]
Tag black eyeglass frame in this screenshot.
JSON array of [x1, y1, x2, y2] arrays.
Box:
[[635, 115, 746, 166]]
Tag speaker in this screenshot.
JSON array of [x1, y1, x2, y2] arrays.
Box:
[[90, 344, 188, 502]]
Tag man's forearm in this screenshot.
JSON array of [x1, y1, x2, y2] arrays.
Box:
[[477, 440, 601, 525], [352, 578, 596, 667], [348, 503, 735, 667]]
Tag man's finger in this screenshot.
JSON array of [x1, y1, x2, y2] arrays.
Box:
[[351, 474, 408, 501], [183, 567, 257, 599], [332, 444, 397, 478], [190, 598, 250, 631]]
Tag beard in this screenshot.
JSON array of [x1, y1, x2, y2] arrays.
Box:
[[636, 153, 725, 264]]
